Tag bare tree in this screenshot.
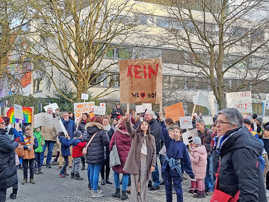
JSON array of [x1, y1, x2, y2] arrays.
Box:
[[158, 0, 269, 109], [28, 0, 134, 102]]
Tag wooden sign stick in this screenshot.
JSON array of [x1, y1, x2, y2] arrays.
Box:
[[192, 104, 196, 117]]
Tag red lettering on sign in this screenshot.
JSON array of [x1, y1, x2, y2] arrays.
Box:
[[134, 65, 142, 79], [127, 65, 133, 77], [148, 64, 158, 79], [143, 65, 147, 79]]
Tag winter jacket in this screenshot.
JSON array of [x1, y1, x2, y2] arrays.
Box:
[[58, 136, 79, 157], [124, 121, 156, 179], [189, 145, 207, 179], [41, 125, 57, 141], [84, 122, 109, 164], [217, 127, 266, 202], [148, 118, 163, 154], [62, 119, 76, 138], [34, 131, 45, 153], [20, 136, 38, 160], [160, 121, 194, 179], [198, 128, 212, 154], [109, 127, 131, 173], [0, 128, 18, 189], [72, 141, 87, 158], [77, 120, 87, 134], [9, 128, 24, 142]]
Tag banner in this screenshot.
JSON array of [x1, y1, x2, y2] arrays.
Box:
[[14, 104, 23, 120], [119, 58, 162, 104], [179, 116, 193, 129], [74, 102, 95, 122], [164, 102, 184, 122], [226, 91, 252, 114]]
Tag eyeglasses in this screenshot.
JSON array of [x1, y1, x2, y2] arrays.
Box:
[[215, 120, 231, 125]]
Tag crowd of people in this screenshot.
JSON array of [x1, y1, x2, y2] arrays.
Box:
[[0, 104, 268, 202]]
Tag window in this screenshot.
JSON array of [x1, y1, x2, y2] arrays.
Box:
[[117, 47, 132, 59], [162, 50, 185, 64]]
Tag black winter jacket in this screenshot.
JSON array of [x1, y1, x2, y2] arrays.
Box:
[[84, 122, 109, 164], [0, 128, 18, 189], [77, 120, 87, 134], [149, 119, 162, 154], [218, 127, 266, 202]]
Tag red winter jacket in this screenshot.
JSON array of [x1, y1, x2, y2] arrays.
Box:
[[72, 141, 87, 158]]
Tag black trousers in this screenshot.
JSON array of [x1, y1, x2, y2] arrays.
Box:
[[23, 159, 35, 179], [0, 188, 7, 202], [101, 158, 110, 180]]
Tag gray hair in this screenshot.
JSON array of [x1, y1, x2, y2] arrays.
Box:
[[145, 110, 156, 119], [218, 108, 243, 127]]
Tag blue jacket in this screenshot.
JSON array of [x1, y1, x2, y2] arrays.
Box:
[[161, 121, 194, 179], [58, 136, 80, 157], [62, 119, 76, 138], [9, 128, 24, 142]]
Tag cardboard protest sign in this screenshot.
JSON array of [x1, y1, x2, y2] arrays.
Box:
[[34, 113, 55, 128], [179, 116, 193, 129], [164, 102, 184, 122], [119, 58, 162, 104], [93, 106, 106, 115], [74, 102, 95, 122], [226, 91, 252, 114], [182, 129, 198, 145], [44, 103, 59, 112], [14, 104, 23, 120]]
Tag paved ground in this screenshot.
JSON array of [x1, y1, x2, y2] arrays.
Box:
[[6, 165, 212, 202]]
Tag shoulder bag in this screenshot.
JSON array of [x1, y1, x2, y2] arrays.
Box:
[[82, 133, 97, 155], [109, 133, 121, 167]]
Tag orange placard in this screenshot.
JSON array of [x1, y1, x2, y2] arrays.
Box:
[[164, 102, 185, 122]]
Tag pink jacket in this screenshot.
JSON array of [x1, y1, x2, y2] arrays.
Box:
[[189, 145, 207, 179]]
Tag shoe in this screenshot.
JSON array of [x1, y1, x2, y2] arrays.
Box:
[[74, 174, 83, 180], [30, 179, 35, 184], [88, 184, 92, 190], [101, 179, 106, 185], [91, 191, 104, 198], [38, 169, 43, 174], [51, 161, 58, 165], [121, 191, 128, 200], [126, 189, 131, 194], [21, 179, 27, 185], [64, 173, 70, 176], [193, 191, 205, 198], [150, 186, 160, 191], [71, 172, 74, 179], [148, 181, 152, 188], [106, 180, 112, 184], [9, 193, 17, 200], [112, 188, 121, 198], [59, 174, 65, 178], [81, 165, 85, 170], [46, 164, 51, 168], [160, 181, 165, 185]]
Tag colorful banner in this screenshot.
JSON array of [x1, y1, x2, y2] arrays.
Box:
[[7, 107, 32, 123], [74, 102, 95, 122], [226, 91, 252, 114], [119, 58, 162, 104], [164, 102, 184, 122]]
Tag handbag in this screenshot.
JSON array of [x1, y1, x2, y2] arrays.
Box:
[[210, 161, 240, 202], [82, 133, 97, 155], [109, 133, 121, 167]]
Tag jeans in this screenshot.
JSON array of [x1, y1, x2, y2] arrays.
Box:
[[23, 159, 35, 179], [114, 171, 129, 191], [60, 156, 69, 175], [88, 163, 101, 191], [152, 161, 160, 187], [205, 155, 214, 192], [35, 152, 42, 169], [0, 188, 6, 202], [41, 141, 55, 166]]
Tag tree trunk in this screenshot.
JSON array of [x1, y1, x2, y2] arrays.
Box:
[[76, 79, 88, 102]]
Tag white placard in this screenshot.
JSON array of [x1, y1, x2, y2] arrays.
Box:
[[81, 93, 89, 100], [44, 103, 59, 112], [226, 91, 252, 114], [179, 116, 193, 129], [136, 105, 145, 113], [14, 104, 23, 120], [143, 103, 152, 112], [34, 113, 55, 128], [93, 105, 106, 115], [193, 91, 210, 108]]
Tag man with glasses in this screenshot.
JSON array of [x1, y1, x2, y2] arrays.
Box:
[[212, 108, 266, 202]]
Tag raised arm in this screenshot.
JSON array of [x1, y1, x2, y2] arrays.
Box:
[[160, 121, 171, 148], [125, 121, 136, 138]]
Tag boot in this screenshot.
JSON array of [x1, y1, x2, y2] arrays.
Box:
[[121, 191, 128, 200], [112, 188, 120, 198], [38, 168, 43, 174], [74, 173, 83, 181], [81, 164, 85, 170], [193, 191, 205, 198], [9, 188, 17, 200], [71, 172, 74, 179], [189, 180, 196, 194], [30, 178, 35, 184], [21, 178, 27, 185]]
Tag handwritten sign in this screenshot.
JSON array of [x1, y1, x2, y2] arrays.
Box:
[[74, 102, 95, 122], [93, 105, 106, 115], [180, 116, 193, 129], [119, 58, 162, 104], [226, 91, 252, 114], [44, 103, 59, 112], [135, 103, 152, 113], [81, 93, 89, 100], [182, 129, 198, 145], [164, 102, 184, 122], [14, 104, 23, 120]]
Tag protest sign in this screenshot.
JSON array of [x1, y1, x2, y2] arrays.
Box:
[[93, 105, 106, 115], [143, 103, 152, 112], [81, 93, 89, 100], [136, 105, 145, 113], [74, 102, 95, 122], [193, 91, 209, 108], [164, 102, 184, 122], [179, 116, 193, 129], [7, 107, 32, 123], [44, 103, 59, 112], [119, 58, 162, 104], [34, 113, 56, 128], [182, 129, 198, 145], [226, 91, 252, 114], [14, 104, 23, 120]]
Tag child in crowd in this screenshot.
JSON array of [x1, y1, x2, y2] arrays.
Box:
[[160, 117, 195, 202], [71, 131, 86, 180], [21, 126, 38, 184], [34, 127, 45, 175], [189, 137, 207, 198]]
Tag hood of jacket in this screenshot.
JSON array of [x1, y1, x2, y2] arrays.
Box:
[[192, 145, 207, 154], [220, 127, 263, 157], [86, 122, 104, 135]]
